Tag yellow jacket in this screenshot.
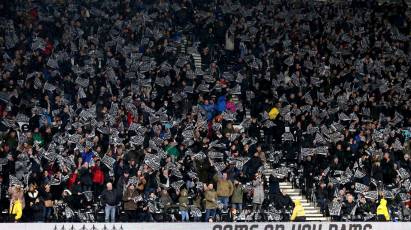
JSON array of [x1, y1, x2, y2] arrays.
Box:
[[10, 199, 23, 221], [291, 200, 305, 221], [377, 198, 390, 221], [268, 107, 280, 120]]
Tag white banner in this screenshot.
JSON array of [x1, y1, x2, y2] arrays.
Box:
[[1, 222, 411, 230]]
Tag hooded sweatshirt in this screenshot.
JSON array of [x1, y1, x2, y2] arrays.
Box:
[[291, 200, 305, 221], [377, 198, 390, 221]]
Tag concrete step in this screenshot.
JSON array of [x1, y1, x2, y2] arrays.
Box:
[[304, 209, 322, 214], [305, 213, 325, 217], [303, 208, 319, 212], [283, 191, 302, 196], [279, 185, 293, 189], [288, 196, 304, 200], [297, 200, 313, 204], [306, 217, 329, 221], [278, 180, 327, 221], [281, 188, 300, 193], [300, 202, 316, 207], [279, 182, 291, 186]]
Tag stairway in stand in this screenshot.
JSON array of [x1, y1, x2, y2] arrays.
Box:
[[191, 52, 202, 71], [279, 181, 329, 221]]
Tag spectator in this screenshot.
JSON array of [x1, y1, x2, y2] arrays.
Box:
[[178, 189, 189, 222], [252, 173, 264, 213], [91, 160, 105, 194], [101, 182, 118, 223], [30, 198, 45, 222], [316, 183, 329, 214], [41, 184, 54, 222], [9, 194, 23, 222], [290, 200, 306, 222], [123, 184, 139, 222], [377, 198, 390, 221], [216, 172, 234, 210], [81, 147, 95, 164], [204, 183, 218, 222], [231, 180, 244, 214]]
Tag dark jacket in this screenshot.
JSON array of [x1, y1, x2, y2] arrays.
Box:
[[31, 202, 45, 222], [79, 167, 93, 186], [101, 189, 118, 206], [269, 175, 281, 195]]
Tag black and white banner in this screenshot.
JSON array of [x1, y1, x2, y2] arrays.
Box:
[[1, 222, 411, 230]]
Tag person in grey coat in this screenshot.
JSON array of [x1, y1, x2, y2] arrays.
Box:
[[252, 173, 264, 213]]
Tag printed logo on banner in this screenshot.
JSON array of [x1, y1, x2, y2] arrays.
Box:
[[2, 222, 411, 230], [211, 223, 375, 230]]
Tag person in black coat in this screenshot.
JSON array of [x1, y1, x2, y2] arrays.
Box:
[[342, 194, 356, 218], [268, 175, 281, 195], [101, 182, 119, 222], [381, 153, 396, 184], [31, 198, 45, 222], [0, 176, 8, 219], [243, 152, 262, 179], [302, 156, 317, 192], [316, 183, 330, 214], [398, 154, 411, 172], [116, 170, 130, 199], [79, 163, 93, 192], [247, 117, 261, 140]]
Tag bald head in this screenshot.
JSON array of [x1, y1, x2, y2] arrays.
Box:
[[106, 182, 113, 191]]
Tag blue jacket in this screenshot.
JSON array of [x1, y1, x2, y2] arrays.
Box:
[[201, 104, 215, 121], [215, 96, 226, 113], [81, 150, 94, 164]]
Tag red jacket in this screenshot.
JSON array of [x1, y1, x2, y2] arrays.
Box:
[[29, 8, 38, 20], [92, 166, 104, 185], [127, 112, 133, 126], [43, 41, 53, 56], [67, 172, 78, 189]]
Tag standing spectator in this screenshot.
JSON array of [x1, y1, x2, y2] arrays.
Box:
[[216, 172, 234, 210], [316, 183, 330, 214], [122, 184, 138, 222], [381, 153, 396, 184], [290, 200, 306, 222], [178, 189, 189, 222], [204, 183, 218, 222], [116, 170, 130, 200], [41, 184, 54, 222], [25, 184, 40, 221], [377, 198, 390, 221], [0, 176, 7, 215], [81, 146, 95, 164], [9, 194, 23, 222], [79, 163, 93, 192], [91, 159, 105, 194], [252, 173, 265, 213], [101, 182, 119, 223], [231, 180, 244, 214], [30, 198, 45, 222]]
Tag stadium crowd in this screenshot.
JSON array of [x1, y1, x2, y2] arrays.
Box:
[[0, 0, 410, 223]]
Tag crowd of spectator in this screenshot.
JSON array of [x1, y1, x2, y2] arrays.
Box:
[[0, 0, 410, 223]]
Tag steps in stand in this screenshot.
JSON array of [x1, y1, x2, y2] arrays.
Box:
[[179, 36, 187, 54], [279, 181, 330, 221], [191, 53, 202, 71]]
